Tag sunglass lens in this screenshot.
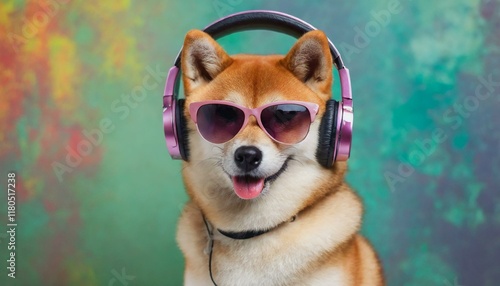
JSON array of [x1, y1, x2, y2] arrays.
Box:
[[197, 104, 245, 143], [261, 104, 312, 144]]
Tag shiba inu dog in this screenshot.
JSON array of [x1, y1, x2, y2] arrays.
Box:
[[176, 29, 384, 285]]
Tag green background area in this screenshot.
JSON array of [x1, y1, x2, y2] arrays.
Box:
[[1, 0, 499, 285]]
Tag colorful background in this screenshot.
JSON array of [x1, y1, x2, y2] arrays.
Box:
[[1, 0, 499, 285]]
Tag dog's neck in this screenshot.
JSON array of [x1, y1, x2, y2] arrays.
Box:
[[204, 215, 297, 240], [201, 184, 336, 241]]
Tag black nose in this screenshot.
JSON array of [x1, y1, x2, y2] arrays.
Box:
[[234, 146, 262, 172]]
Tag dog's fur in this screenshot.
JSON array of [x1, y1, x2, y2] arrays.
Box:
[[176, 29, 384, 285]]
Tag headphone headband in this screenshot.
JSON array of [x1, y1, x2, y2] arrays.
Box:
[[166, 10, 352, 101], [173, 10, 345, 69]]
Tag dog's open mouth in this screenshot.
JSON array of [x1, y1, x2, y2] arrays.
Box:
[[230, 156, 291, 200], [231, 175, 265, 200]]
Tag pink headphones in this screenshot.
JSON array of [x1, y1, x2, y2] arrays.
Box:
[[162, 10, 353, 168]]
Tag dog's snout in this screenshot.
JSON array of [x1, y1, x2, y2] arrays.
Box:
[[234, 146, 262, 172]]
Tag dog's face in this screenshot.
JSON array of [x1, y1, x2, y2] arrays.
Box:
[[180, 30, 342, 230]]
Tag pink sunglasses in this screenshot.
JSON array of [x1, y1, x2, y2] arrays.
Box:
[[189, 100, 319, 145]]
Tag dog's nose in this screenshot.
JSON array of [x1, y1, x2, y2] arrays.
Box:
[[234, 146, 262, 172]]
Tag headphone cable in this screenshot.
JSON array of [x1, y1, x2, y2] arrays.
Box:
[[202, 215, 218, 286]]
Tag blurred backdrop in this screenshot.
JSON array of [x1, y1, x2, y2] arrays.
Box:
[[1, 0, 499, 285]]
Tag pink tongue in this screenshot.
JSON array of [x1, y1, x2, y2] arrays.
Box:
[[232, 176, 265, 200]]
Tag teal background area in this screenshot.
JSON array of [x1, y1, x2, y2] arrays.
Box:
[[1, 0, 499, 285]]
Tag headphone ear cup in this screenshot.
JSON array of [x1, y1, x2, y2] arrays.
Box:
[[175, 99, 190, 161], [316, 100, 339, 168]]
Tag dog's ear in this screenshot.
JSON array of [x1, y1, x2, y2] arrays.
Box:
[[181, 30, 233, 93], [281, 30, 333, 97]]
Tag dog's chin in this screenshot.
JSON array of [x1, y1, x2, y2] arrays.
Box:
[[227, 157, 291, 200]]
